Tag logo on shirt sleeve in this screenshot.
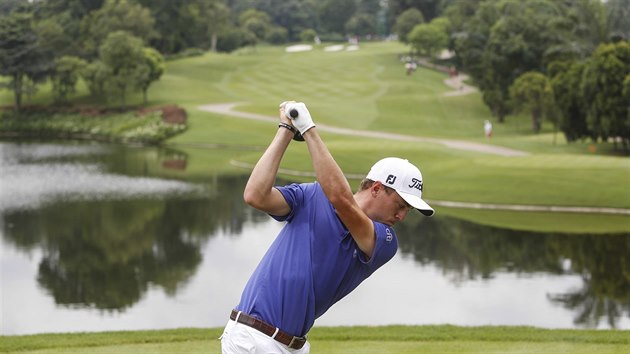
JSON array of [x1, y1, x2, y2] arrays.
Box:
[[385, 228, 393, 242]]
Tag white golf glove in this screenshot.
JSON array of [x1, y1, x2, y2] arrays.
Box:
[[284, 102, 315, 135]]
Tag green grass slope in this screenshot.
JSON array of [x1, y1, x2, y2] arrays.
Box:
[[154, 42, 629, 232], [3, 41, 629, 232]]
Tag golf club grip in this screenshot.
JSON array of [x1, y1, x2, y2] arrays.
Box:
[[289, 109, 299, 119]]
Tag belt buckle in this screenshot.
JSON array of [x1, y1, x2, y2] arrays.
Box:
[[288, 336, 298, 349], [287, 336, 305, 349]]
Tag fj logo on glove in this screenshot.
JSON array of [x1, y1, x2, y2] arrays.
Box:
[[409, 178, 423, 192], [386, 175, 397, 185]]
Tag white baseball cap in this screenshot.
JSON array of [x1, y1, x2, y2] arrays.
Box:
[[366, 157, 434, 216]]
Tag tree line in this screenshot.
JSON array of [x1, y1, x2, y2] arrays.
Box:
[[1, 0, 629, 149], [396, 0, 629, 150]]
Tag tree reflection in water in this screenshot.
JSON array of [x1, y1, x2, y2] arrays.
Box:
[[4, 172, 268, 311], [395, 217, 630, 328]]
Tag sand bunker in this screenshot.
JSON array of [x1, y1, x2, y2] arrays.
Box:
[[285, 44, 313, 53], [324, 45, 345, 52]]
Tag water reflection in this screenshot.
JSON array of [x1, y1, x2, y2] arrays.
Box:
[[396, 218, 630, 328], [0, 143, 201, 211], [1, 141, 629, 333], [3, 176, 260, 311]]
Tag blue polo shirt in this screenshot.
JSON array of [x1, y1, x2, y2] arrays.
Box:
[[235, 182, 398, 337]]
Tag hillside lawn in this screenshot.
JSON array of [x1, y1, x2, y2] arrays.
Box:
[[160, 42, 629, 233], [1, 41, 628, 234], [2, 326, 629, 354]]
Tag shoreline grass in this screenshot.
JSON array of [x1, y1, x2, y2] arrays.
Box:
[[2, 325, 629, 353]]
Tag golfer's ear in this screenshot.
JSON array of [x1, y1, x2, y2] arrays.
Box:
[[370, 181, 384, 196]]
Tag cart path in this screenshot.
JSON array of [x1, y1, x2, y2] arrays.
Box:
[[197, 103, 528, 157], [443, 73, 478, 97]]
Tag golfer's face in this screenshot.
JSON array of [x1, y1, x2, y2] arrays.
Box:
[[381, 190, 411, 226]]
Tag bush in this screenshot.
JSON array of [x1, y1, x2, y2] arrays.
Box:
[[166, 48, 206, 61], [265, 27, 288, 44], [299, 29, 318, 43], [217, 28, 248, 53], [0, 106, 187, 144]]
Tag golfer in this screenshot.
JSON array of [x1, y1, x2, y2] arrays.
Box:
[[220, 101, 434, 353]]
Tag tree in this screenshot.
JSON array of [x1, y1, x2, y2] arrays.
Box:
[[0, 11, 53, 111], [345, 13, 377, 37], [317, 0, 357, 36], [624, 75, 630, 133], [548, 60, 590, 142], [31, 0, 104, 57], [51, 56, 88, 103], [553, 0, 611, 58], [255, 0, 317, 42], [509, 71, 555, 134], [299, 28, 318, 43], [82, 60, 109, 99], [393, 8, 425, 44], [388, 0, 442, 23], [99, 31, 146, 107], [80, 0, 157, 58], [607, 0, 630, 41], [443, 0, 484, 33], [32, 17, 76, 58], [408, 19, 449, 58], [581, 41, 630, 150], [137, 48, 165, 106], [266, 26, 289, 44], [449, 0, 498, 89], [0, 0, 23, 15], [239, 9, 272, 41], [459, 0, 569, 122], [357, 0, 382, 15], [205, 1, 231, 52]]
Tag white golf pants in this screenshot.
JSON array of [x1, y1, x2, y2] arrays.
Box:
[[220, 320, 311, 354]]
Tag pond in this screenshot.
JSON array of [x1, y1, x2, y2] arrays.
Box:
[[1, 141, 629, 335]]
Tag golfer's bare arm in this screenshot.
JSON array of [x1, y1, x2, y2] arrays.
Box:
[[243, 126, 293, 217], [303, 128, 376, 257]]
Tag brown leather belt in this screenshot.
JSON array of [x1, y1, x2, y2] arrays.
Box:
[[230, 309, 307, 350]]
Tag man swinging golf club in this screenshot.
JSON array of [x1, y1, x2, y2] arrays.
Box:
[[221, 101, 434, 353]]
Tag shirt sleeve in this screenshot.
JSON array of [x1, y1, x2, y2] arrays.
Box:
[[269, 183, 304, 222], [358, 222, 398, 269]]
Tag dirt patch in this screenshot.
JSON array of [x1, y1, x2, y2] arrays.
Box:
[[137, 105, 187, 124]]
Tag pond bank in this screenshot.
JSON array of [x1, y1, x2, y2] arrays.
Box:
[[0, 105, 187, 145], [2, 325, 628, 354]]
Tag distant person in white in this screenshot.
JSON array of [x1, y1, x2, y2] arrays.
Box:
[[484, 120, 493, 139]]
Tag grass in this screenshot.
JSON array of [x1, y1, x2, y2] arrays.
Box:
[[2, 326, 629, 353], [2, 41, 629, 234]]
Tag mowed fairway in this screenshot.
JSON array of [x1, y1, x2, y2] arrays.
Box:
[[151, 42, 629, 233], [3, 41, 628, 232]]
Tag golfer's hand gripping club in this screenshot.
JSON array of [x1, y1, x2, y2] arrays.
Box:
[[284, 102, 315, 136]]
